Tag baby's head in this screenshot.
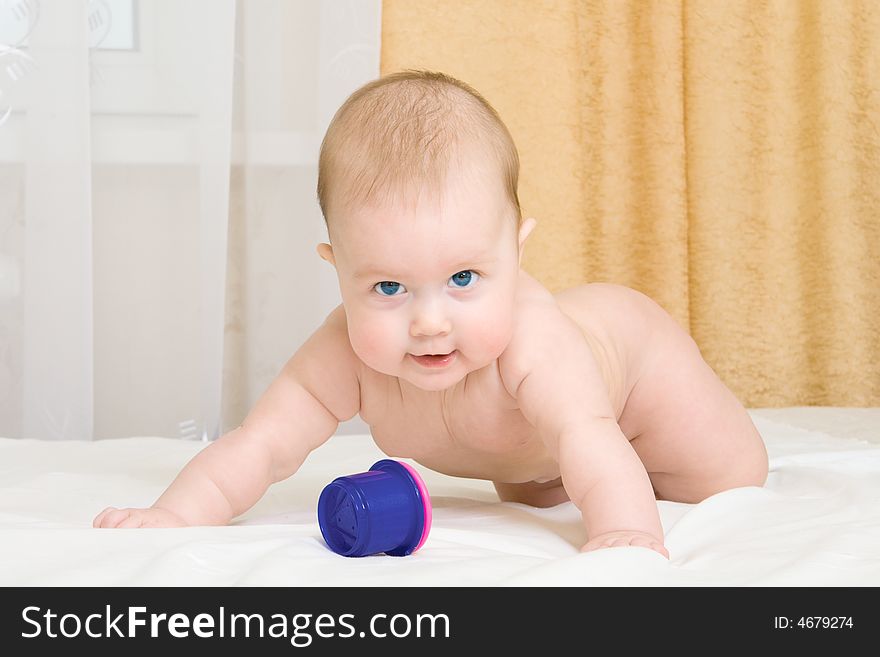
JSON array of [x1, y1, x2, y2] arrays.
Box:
[[316, 70, 535, 391]]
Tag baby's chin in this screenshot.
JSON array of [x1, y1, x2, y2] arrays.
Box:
[[402, 372, 467, 392], [397, 353, 498, 392], [362, 349, 501, 391]]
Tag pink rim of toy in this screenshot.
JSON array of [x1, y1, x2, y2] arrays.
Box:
[[398, 461, 432, 552]]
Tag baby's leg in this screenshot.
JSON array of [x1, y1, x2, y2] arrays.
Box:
[[626, 330, 768, 504]]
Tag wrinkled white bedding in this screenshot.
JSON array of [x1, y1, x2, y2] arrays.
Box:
[[1, 408, 878, 586]]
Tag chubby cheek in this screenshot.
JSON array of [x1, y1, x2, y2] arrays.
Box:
[[345, 311, 404, 374], [461, 294, 516, 364]]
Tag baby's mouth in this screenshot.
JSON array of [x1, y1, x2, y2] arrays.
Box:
[[409, 351, 457, 368]]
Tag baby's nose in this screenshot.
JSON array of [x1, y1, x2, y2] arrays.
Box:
[[410, 305, 451, 337]]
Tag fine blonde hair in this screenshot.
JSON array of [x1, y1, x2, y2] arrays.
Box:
[[317, 70, 522, 237]]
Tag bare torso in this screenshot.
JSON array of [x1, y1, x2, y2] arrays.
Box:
[[356, 270, 663, 485]]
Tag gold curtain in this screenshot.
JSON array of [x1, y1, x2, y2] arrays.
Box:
[[381, 0, 880, 407]]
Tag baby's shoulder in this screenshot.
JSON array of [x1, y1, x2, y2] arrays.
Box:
[[509, 270, 569, 335], [498, 272, 594, 387], [291, 303, 362, 422], [501, 277, 663, 387], [510, 273, 639, 336]]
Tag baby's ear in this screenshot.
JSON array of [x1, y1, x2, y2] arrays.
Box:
[[518, 218, 537, 262], [317, 243, 336, 267]]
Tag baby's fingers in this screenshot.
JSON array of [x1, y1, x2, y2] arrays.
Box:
[[581, 531, 670, 559], [94, 507, 133, 529], [93, 506, 119, 528], [581, 537, 617, 552], [116, 512, 146, 529], [629, 534, 669, 559]]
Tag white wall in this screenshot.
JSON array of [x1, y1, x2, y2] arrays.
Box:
[[0, 0, 378, 439]]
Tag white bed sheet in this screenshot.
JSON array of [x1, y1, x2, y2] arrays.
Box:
[[1, 408, 878, 586]]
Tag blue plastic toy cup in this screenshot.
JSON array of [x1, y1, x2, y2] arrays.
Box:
[[317, 459, 432, 557]]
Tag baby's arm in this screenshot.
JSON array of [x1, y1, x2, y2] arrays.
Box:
[[499, 305, 667, 558], [94, 307, 361, 528]]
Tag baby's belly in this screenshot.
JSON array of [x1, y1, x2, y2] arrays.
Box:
[[360, 366, 561, 484], [370, 412, 559, 483], [410, 428, 560, 484]]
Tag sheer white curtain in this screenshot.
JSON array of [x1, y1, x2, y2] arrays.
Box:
[[0, 0, 380, 441]]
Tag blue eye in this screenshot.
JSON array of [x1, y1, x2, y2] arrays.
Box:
[[374, 281, 404, 296], [449, 270, 479, 288]]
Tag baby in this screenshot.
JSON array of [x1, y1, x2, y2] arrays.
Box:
[[94, 70, 768, 558]]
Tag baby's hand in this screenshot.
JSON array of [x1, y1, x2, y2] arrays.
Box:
[[92, 506, 188, 529], [581, 530, 669, 559]]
